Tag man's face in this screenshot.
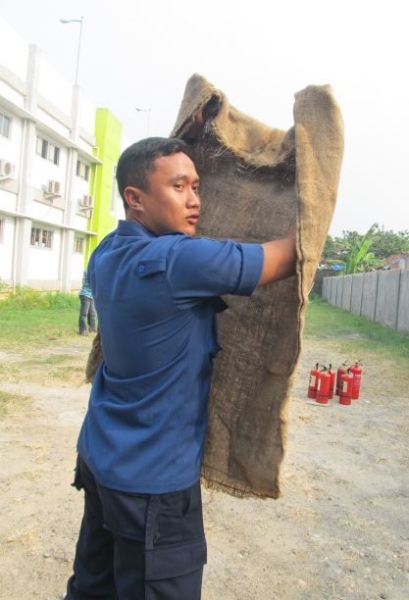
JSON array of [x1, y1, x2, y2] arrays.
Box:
[[127, 152, 201, 236]]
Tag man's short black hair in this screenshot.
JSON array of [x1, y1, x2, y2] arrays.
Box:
[[116, 137, 193, 210]]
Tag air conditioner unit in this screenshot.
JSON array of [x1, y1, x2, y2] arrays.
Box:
[[0, 159, 15, 179], [80, 194, 94, 208], [45, 180, 61, 196]]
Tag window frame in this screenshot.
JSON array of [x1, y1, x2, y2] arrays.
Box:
[[73, 235, 85, 254], [0, 112, 11, 138], [36, 136, 60, 165], [30, 226, 54, 249], [76, 159, 90, 181]]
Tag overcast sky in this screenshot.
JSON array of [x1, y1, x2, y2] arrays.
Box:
[[2, 0, 408, 237]]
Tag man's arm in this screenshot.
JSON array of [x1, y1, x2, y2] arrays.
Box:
[[258, 230, 297, 286]]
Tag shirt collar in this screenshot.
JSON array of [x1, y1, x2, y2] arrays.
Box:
[[116, 219, 157, 238]]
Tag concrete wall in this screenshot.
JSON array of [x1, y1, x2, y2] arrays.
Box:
[[322, 270, 409, 336], [361, 272, 378, 322], [350, 273, 364, 315], [341, 275, 352, 310], [375, 271, 400, 330], [397, 270, 409, 334]]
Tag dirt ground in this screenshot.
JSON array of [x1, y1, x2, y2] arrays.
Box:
[[0, 332, 408, 600]]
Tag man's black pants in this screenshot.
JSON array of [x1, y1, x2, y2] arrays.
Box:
[[65, 455, 207, 600]]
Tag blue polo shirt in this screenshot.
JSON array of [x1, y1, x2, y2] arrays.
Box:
[[77, 220, 263, 494]]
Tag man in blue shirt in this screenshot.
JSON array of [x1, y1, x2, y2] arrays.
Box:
[[65, 137, 296, 600]]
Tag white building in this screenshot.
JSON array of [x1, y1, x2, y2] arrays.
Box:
[[0, 18, 125, 293]]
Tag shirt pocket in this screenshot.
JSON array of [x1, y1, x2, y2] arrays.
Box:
[[135, 259, 166, 278]]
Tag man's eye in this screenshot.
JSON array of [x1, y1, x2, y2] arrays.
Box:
[[174, 183, 183, 190], [193, 186, 200, 194]]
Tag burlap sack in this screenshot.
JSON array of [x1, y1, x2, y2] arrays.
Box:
[[85, 74, 344, 498], [171, 74, 344, 498], [85, 329, 103, 384]]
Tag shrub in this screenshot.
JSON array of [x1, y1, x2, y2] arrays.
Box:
[[0, 287, 77, 310]]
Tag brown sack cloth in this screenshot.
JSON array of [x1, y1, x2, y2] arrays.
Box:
[[85, 74, 344, 499], [170, 74, 344, 498]]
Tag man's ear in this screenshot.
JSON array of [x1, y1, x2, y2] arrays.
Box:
[[123, 186, 144, 212]]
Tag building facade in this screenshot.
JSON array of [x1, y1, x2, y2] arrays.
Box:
[[0, 18, 125, 293]]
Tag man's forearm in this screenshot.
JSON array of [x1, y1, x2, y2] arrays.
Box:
[[258, 231, 297, 286]]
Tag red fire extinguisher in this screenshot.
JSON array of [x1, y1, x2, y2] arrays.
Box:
[[307, 363, 320, 399], [350, 361, 362, 400], [328, 364, 336, 399], [316, 368, 331, 404], [339, 369, 354, 405], [336, 363, 348, 396]]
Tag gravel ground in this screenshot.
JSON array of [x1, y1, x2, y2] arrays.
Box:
[[0, 334, 408, 600]]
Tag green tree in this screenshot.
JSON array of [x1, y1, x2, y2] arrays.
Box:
[[322, 225, 409, 272], [370, 228, 409, 258], [343, 224, 380, 273]]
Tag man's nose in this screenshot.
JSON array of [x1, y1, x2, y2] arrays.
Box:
[[187, 187, 200, 207]]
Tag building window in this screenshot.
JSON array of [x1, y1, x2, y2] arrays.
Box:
[[0, 112, 11, 138], [76, 159, 90, 181], [74, 236, 85, 254], [30, 226, 54, 249], [36, 136, 60, 165], [0, 219, 4, 243]]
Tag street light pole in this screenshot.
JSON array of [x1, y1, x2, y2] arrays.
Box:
[[60, 16, 84, 86], [135, 108, 152, 136]]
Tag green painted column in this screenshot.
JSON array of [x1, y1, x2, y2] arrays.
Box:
[[87, 109, 122, 261]]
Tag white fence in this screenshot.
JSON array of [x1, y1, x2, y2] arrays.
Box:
[[322, 270, 409, 335]]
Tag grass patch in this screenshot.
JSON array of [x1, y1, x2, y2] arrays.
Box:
[[0, 355, 86, 386], [0, 287, 77, 310], [1, 291, 408, 383], [305, 296, 409, 363], [0, 305, 79, 348], [0, 293, 90, 385], [0, 390, 31, 416]]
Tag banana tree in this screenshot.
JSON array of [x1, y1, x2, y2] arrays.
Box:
[[344, 224, 380, 273]]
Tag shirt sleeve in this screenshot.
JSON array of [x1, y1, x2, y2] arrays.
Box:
[[165, 236, 264, 306]]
